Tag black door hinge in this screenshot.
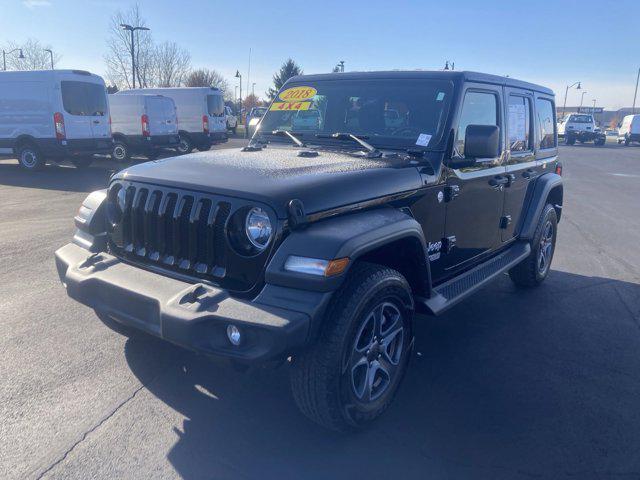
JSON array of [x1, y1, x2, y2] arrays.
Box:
[[444, 185, 460, 202], [442, 235, 457, 253], [500, 215, 512, 229]]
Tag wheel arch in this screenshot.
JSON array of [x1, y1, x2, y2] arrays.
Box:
[[519, 173, 563, 240], [13, 134, 38, 152], [112, 132, 128, 144], [265, 207, 432, 298]]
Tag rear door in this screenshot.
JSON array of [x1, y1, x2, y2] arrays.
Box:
[[442, 85, 506, 273], [60, 79, 109, 140], [146, 96, 177, 135], [206, 94, 226, 133], [501, 88, 537, 241]]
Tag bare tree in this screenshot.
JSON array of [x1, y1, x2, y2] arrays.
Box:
[[3, 38, 61, 70], [184, 68, 230, 94], [104, 4, 154, 89], [152, 41, 191, 87]]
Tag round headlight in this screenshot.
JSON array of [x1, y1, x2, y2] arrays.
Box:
[[245, 207, 272, 250]]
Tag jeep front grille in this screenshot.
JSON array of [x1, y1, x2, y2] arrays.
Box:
[[106, 181, 271, 292]]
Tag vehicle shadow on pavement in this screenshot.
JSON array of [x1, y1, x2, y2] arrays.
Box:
[[123, 270, 640, 480], [0, 161, 122, 193]]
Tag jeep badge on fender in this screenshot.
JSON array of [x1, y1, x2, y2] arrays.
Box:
[[55, 70, 562, 432]]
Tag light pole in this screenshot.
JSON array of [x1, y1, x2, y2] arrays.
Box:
[[43, 48, 54, 69], [252, 82, 256, 97], [120, 23, 150, 88], [579, 91, 588, 111], [633, 67, 640, 114], [562, 81, 581, 118], [235, 70, 242, 120], [2, 48, 24, 71]]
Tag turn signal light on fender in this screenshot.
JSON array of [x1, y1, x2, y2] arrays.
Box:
[[325, 258, 350, 277], [555, 163, 563, 176]]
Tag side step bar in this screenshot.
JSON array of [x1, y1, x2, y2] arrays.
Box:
[[417, 242, 531, 316]]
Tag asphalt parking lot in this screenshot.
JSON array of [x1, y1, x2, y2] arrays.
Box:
[[1, 141, 639, 480]]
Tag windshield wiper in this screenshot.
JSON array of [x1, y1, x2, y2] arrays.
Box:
[[317, 132, 382, 158], [271, 130, 306, 148]]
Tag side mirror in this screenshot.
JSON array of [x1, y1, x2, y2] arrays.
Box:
[[464, 124, 500, 159]]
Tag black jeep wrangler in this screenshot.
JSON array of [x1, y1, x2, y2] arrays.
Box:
[[55, 71, 563, 431]]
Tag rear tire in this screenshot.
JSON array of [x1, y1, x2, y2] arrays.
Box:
[[17, 143, 45, 171], [509, 204, 558, 288], [176, 134, 193, 155], [595, 137, 605, 146], [112, 140, 130, 162], [624, 136, 630, 146], [565, 136, 575, 145], [290, 262, 414, 432]]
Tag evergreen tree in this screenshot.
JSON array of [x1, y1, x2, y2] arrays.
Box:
[[267, 58, 303, 100]]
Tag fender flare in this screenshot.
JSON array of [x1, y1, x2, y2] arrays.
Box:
[[265, 207, 430, 294], [519, 173, 563, 240]]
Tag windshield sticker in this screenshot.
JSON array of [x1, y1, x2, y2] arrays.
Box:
[[270, 101, 312, 111], [416, 133, 432, 147], [279, 86, 317, 102], [436, 92, 446, 101]]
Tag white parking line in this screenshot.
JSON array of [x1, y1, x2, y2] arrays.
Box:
[[610, 173, 640, 178]]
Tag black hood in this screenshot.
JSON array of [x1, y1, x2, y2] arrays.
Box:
[[113, 146, 423, 218]]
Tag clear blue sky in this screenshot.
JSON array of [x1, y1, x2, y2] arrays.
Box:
[[2, 0, 639, 109]]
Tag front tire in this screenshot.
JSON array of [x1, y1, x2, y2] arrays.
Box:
[[565, 136, 576, 145], [290, 262, 414, 431], [624, 135, 630, 146], [17, 143, 45, 171], [509, 204, 558, 287]]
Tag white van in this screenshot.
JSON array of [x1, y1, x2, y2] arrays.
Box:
[[0, 69, 112, 170], [118, 87, 227, 154], [108, 94, 179, 161], [617, 114, 640, 145]]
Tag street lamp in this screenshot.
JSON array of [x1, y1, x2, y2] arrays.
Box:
[[43, 48, 54, 70], [633, 67, 640, 115], [2, 48, 25, 71], [252, 82, 256, 97], [120, 23, 150, 88], [235, 70, 242, 120], [562, 81, 581, 118], [579, 91, 588, 110]]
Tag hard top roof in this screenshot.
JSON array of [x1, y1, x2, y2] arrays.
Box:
[[286, 70, 554, 96]]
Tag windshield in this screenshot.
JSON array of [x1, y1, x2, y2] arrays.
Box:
[[206, 94, 224, 116], [257, 79, 453, 149], [569, 115, 593, 123], [61, 81, 107, 116], [251, 107, 267, 117]]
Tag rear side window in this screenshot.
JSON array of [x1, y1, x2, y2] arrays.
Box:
[[61, 81, 107, 116], [508, 95, 532, 152], [536, 98, 556, 149], [455, 91, 498, 157], [206, 94, 224, 116]]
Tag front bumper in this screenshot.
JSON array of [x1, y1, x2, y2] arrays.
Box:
[[54, 243, 311, 362]]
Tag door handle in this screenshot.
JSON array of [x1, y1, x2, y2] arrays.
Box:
[[92, 120, 100, 124], [522, 168, 536, 179], [489, 176, 510, 188]]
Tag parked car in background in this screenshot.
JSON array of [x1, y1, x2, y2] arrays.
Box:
[[225, 106, 238, 134], [108, 94, 179, 161], [557, 114, 605, 145], [119, 87, 227, 154], [245, 106, 268, 138], [0, 69, 112, 171], [617, 114, 640, 145], [291, 109, 322, 130]]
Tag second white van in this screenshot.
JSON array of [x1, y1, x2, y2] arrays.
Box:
[[617, 114, 640, 145], [108, 94, 179, 161], [118, 87, 227, 154], [0, 69, 112, 170]]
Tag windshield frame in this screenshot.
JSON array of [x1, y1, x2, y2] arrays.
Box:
[[255, 77, 456, 152]]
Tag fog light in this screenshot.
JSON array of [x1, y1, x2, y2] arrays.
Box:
[[226, 324, 241, 346]]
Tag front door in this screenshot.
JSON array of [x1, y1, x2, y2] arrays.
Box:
[[501, 88, 537, 241], [442, 85, 506, 274]]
